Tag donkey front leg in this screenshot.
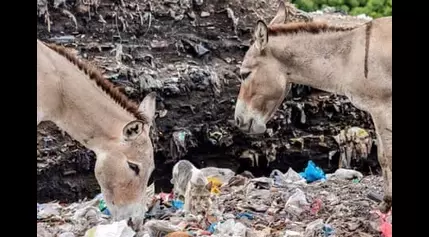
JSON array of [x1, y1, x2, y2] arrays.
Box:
[[372, 111, 392, 213], [183, 184, 192, 213]]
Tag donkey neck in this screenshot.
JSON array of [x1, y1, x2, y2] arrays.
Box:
[[45, 49, 135, 151], [269, 27, 364, 96]]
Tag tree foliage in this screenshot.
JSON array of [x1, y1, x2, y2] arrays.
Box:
[[291, 0, 392, 18]]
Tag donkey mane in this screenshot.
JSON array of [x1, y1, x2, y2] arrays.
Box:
[[44, 42, 148, 123], [267, 20, 373, 78], [268, 21, 357, 36]]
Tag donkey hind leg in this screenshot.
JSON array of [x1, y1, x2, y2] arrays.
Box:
[[373, 115, 392, 213]]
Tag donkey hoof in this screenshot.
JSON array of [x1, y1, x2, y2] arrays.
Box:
[[378, 200, 391, 214]]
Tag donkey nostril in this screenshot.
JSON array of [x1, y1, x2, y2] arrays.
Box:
[[127, 217, 134, 228], [235, 117, 241, 127], [249, 118, 254, 130]]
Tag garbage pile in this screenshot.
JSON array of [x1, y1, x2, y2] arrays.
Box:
[[37, 161, 391, 237]]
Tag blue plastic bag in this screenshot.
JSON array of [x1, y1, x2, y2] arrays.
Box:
[[236, 212, 254, 220], [207, 223, 218, 233], [323, 224, 335, 237], [171, 200, 184, 209], [299, 160, 326, 183]]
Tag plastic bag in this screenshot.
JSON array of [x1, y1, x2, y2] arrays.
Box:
[[249, 177, 274, 189], [236, 212, 254, 220], [171, 200, 184, 210], [373, 210, 392, 237], [98, 197, 111, 216], [330, 168, 363, 180], [299, 161, 326, 183], [284, 168, 307, 184], [214, 219, 247, 237], [84, 220, 135, 237], [270, 168, 306, 187], [37, 202, 62, 219], [284, 189, 310, 216], [304, 219, 324, 237], [207, 176, 223, 195], [283, 230, 303, 237], [143, 220, 181, 236], [201, 167, 235, 184], [58, 232, 75, 237], [380, 221, 392, 237], [207, 223, 218, 234]]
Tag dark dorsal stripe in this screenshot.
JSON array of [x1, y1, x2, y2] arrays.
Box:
[[268, 21, 357, 36], [364, 21, 373, 79]]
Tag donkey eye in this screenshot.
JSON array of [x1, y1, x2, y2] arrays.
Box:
[[241, 72, 251, 80], [127, 162, 140, 175]]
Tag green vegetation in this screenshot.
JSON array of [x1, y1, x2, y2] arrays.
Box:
[[291, 0, 392, 18]]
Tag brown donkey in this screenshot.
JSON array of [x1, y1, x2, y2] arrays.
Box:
[[37, 39, 157, 221], [234, 3, 392, 213]]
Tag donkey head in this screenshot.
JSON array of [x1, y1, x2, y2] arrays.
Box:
[[94, 92, 156, 221], [234, 1, 290, 134]]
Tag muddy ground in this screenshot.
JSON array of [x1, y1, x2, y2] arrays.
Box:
[[37, 0, 379, 203]]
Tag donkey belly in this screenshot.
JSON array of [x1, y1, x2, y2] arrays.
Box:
[[346, 94, 371, 114]]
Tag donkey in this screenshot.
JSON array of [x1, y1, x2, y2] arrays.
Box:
[[234, 2, 392, 213], [37, 39, 157, 221]]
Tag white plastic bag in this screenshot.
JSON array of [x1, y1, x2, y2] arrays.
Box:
[[328, 168, 363, 180], [284, 189, 309, 216], [84, 220, 135, 237], [270, 168, 306, 188], [214, 219, 247, 237]]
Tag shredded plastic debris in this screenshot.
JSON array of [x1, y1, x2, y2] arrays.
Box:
[[37, 167, 387, 237]]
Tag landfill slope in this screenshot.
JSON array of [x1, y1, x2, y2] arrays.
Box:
[[37, 0, 379, 203]]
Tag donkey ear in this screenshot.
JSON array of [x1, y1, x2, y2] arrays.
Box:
[[123, 120, 144, 141], [138, 92, 157, 124], [254, 20, 269, 52], [269, 0, 287, 25]]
